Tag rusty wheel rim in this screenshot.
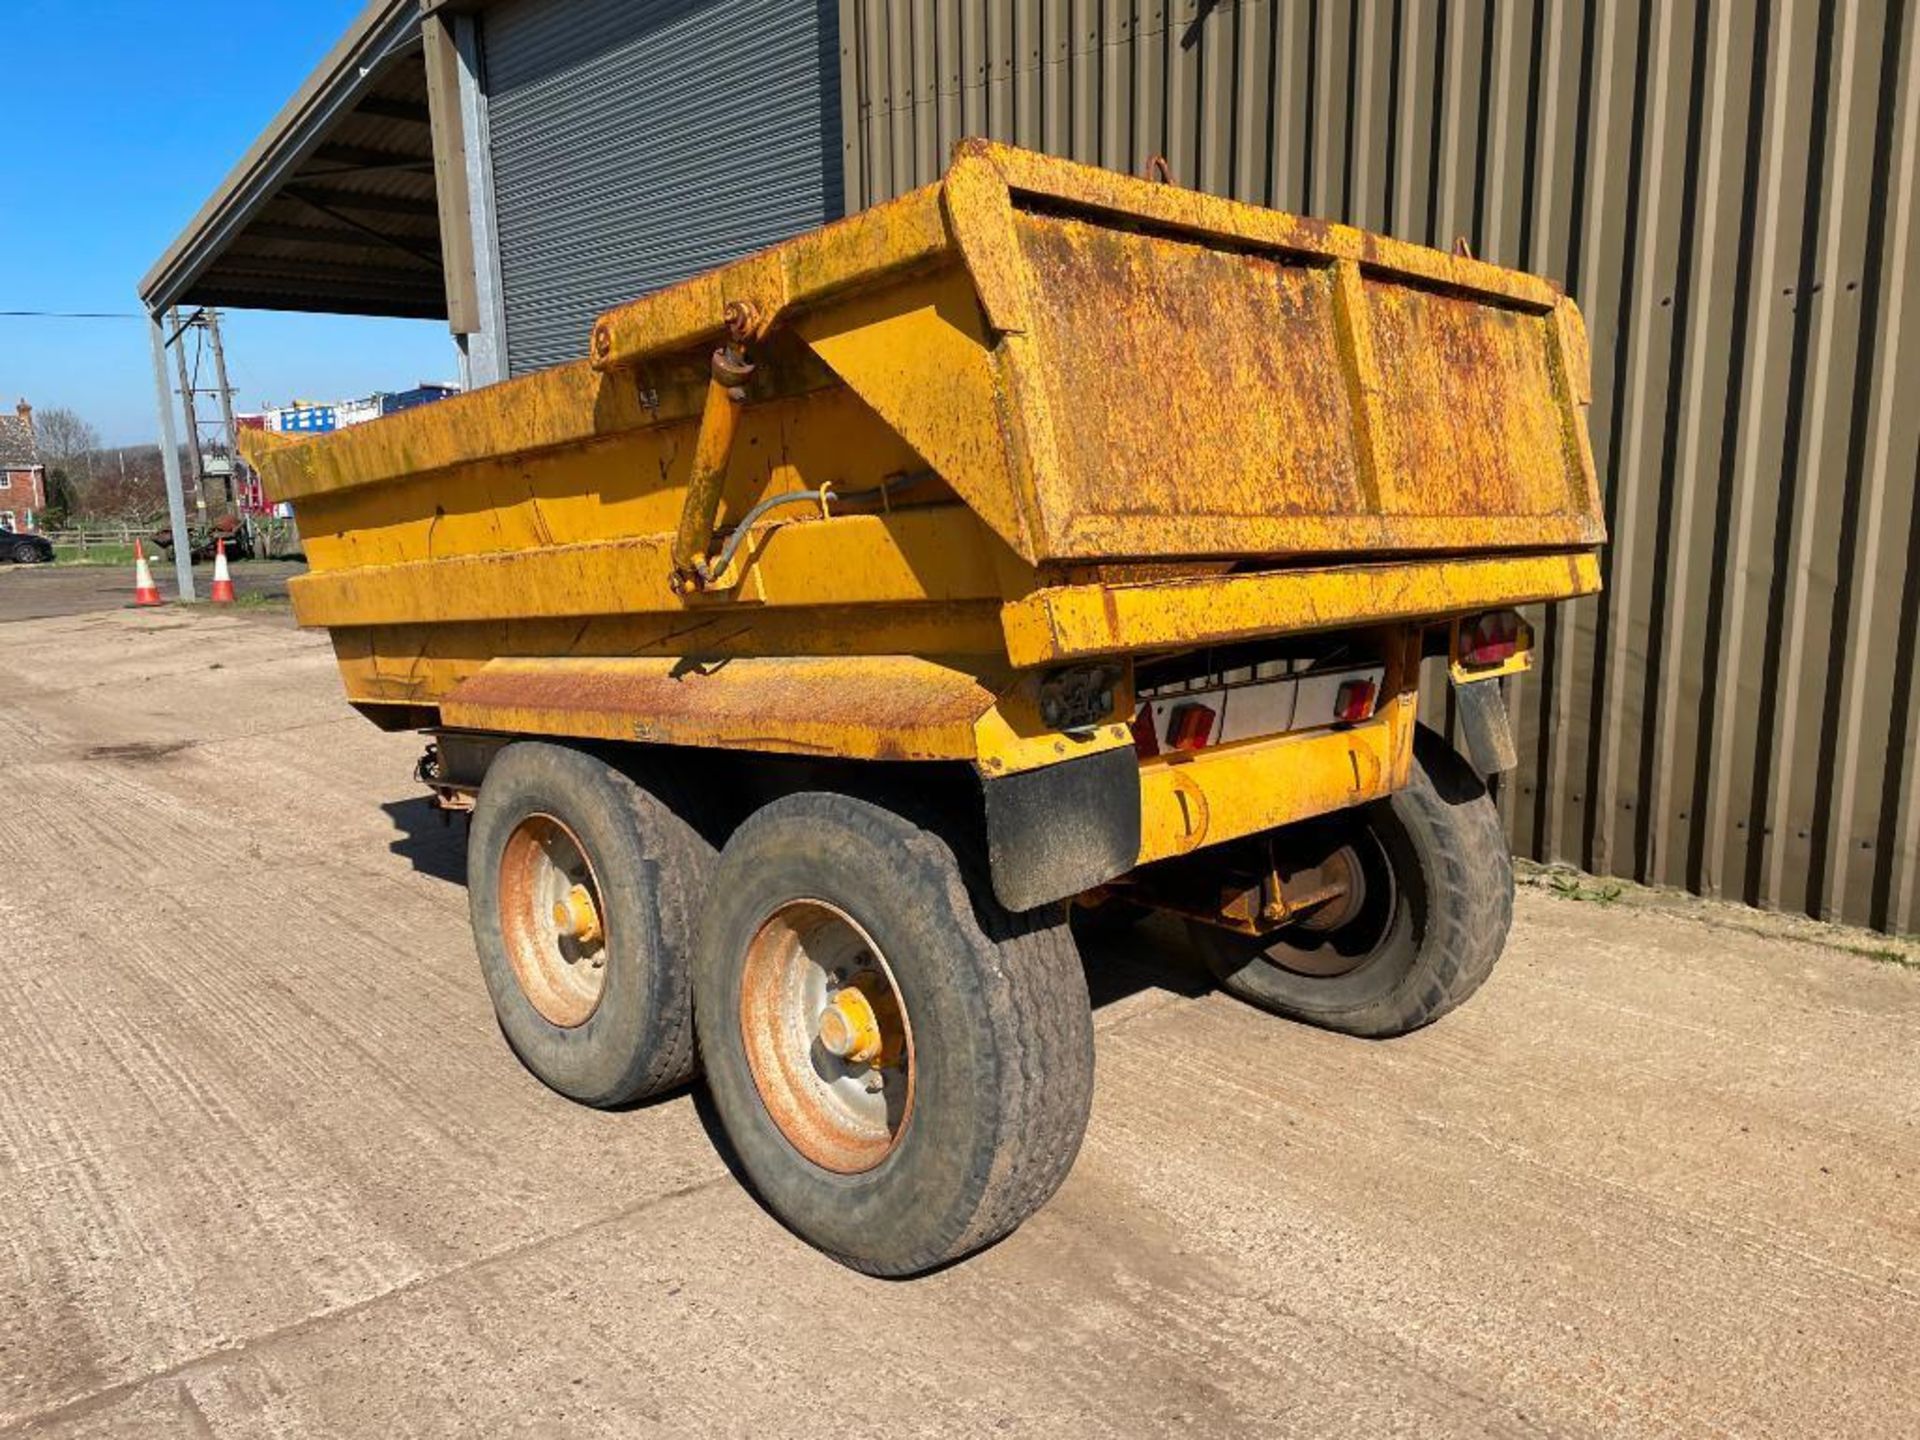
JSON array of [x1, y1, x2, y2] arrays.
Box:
[[498, 814, 609, 1029], [1270, 828, 1395, 977], [738, 900, 915, 1175]]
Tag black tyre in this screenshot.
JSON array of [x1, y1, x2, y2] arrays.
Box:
[[693, 791, 1094, 1276], [1189, 727, 1513, 1037], [467, 742, 714, 1106], [11, 542, 40, 564]]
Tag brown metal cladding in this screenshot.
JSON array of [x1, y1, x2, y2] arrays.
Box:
[[838, 0, 1920, 935]]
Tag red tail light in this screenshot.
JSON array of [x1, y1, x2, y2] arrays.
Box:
[[1462, 610, 1525, 667], [1335, 678, 1377, 723], [1166, 702, 1217, 752], [1130, 702, 1160, 758]]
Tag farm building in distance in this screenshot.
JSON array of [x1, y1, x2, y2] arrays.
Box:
[[0, 399, 47, 533]]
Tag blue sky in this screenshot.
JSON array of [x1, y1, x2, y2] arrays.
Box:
[[1, 1, 455, 445]]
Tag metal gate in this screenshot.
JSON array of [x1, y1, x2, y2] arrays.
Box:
[[483, 0, 844, 374]]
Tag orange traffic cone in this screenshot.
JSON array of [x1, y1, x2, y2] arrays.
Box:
[[210, 539, 236, 604], [132, 540, 163, 607]]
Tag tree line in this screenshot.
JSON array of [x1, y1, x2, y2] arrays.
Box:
[[30, 407, 181, 526]]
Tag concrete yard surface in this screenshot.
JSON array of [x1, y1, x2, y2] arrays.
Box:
[[0, 561, 305, 624], [0, 602, 1915, 1437]]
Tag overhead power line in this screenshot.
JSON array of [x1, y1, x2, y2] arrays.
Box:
[[0, 309, 142, 320]]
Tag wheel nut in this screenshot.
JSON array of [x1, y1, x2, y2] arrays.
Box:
[[817, 986, 883, 1065], [552, 884, 602, 947]]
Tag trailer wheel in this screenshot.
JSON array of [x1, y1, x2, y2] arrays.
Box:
[[468, 742, 713, 1106], [1188, 728, 1513, 1037], [693, 792, 1094, 1276]]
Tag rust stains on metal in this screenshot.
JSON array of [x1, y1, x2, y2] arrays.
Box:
[[270, 139, 1599, 818], [1012, 211, 1366, 548], [996, 201, 1601, 561], [440, 655, 1005, 763], [723, 298, 761, 342], [737, 900, 915, 1175], [1002, 552, 1603, 667]]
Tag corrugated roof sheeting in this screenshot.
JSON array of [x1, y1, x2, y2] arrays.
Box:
[[184, 56, 444, 318], [842, 0, 1920, 935], [140, 0, 441, 319]]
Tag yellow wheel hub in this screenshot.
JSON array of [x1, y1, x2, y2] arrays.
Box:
[[817, 985, 884, 1065], [551, 882, 603, 947]]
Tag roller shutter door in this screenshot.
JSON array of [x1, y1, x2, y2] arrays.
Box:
[[482, 0, 842, 375]]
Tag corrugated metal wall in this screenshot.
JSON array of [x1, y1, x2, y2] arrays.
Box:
[[840, 0, 1920, 935]]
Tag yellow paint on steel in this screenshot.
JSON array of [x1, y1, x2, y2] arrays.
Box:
[[971, 680, 1134, 777], [249, 140, 1600, 575], [795, 269, 1035, 557], [1135, 698, 1417, 867], [281, 379, 927, 575], [434, 653, 1130, 775], [248, 139, 1603, 867], [997, 210, 1601, 564], [978, 142, 1562, 313], [323, 606, 1015, 716], [817, 987, 884, 1065], [289, 506, 1017, 630], [588, 181, 953, 374], [440, 655, 999, 761], [1001, 552, 1602, 668]]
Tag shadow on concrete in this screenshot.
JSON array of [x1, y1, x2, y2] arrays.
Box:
[[1075, 914, 1214, 1011], [382, 796, 468, 887]]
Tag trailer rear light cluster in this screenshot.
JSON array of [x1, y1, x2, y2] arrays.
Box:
[[1165, 702, 1217, 752], [1460, 609, 1526, 667], [1334, 678, 1378, 723], [1133, 700, 1220, 758], [1133, 659, 1386, 755]]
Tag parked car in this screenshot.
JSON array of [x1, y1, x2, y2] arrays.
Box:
[[0, 527, 54, 564]]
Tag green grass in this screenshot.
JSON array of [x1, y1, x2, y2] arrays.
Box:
[[1518, 858, 1920, 969], [173, 588, 291, 611], [1837, 943, 1920, 972], [52, 544, 137, 566], [1543, 870, 1624, 905]]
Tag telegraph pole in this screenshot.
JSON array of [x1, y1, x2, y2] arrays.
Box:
[[168, 306, 208, 516], [204, 308, 244, 511]]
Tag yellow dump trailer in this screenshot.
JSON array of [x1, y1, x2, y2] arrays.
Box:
[[251, 142, 1603, 1275]]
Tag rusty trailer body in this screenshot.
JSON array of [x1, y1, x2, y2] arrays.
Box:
[[250, 142, 1603, 1275]]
